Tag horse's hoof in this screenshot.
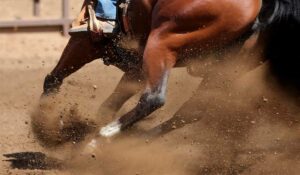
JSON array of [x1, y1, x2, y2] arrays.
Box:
[[43, 74, 62, 95], [99, 121, 121, 138]]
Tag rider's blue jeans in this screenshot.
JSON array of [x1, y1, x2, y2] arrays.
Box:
[[95, 0, 117, 20]]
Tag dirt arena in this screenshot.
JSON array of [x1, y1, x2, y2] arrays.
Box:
[[1, 1, 300, 175]]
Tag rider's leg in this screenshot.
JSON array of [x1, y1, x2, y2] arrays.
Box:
[[95, 0, 117, 20]]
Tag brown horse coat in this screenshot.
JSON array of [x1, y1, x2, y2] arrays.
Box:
[[44, 0, 263, 137]]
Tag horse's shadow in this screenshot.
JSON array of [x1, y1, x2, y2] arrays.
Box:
[[3, 152, 62, 170]]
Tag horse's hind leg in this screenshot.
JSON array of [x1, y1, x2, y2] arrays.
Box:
[[99, 36, 178, 137], [97, 70, 144, 123], [43, 35, 102, 95]]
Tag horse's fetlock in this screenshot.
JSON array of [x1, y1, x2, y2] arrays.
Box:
[[148, 94, 165, 109]]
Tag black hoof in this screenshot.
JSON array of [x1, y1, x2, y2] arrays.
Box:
[[43, 74, 62, 95]]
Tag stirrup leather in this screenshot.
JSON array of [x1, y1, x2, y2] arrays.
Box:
[[119, 0, 132, 35]]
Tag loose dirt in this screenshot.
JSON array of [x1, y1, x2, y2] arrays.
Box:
[[1, 1, 300, 175]]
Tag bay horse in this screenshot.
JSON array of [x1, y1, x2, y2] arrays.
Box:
[[42, 0, 300, 138]]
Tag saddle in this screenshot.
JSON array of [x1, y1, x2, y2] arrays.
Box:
[[71, 0, 132, 38]]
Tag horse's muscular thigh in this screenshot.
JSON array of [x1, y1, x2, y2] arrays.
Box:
[[152, 0, 261, 33], [154, 0, 260, 19], [150, 0, 261, 50]]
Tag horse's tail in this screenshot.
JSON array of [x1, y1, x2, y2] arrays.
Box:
[[256, 0, 300, 91]]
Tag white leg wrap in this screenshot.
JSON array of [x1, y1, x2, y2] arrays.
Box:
[[100, 121, 121, 137]]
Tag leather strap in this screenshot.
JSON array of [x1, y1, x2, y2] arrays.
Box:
[[119, 0, 132, 35]]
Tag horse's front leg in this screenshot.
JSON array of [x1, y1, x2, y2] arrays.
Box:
[[43, 36, 104, 95], [99, 34, 177, 137]]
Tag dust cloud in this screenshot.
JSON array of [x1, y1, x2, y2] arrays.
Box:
[[30, 45, 300, 175]]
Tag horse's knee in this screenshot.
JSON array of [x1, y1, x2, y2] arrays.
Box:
[[43, 74, 63, 94]]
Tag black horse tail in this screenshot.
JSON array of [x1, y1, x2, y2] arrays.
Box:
[[255, 0, 300, 93]]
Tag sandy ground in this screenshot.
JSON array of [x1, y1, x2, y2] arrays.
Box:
[[1, 32, 300, 175], [1, 1, 300, 175], [0, 32, 203, 174]]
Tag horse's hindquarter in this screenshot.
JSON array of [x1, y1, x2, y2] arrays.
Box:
[[97, 0, 263, 135], [151, 0, 262, 51]]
